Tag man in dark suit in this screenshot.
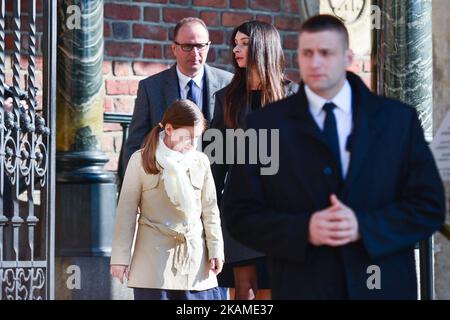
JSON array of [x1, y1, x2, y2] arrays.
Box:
[[221, 15, 446, 299], [120, 17, 232, 175]]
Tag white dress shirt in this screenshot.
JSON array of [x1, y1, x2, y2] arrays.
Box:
[[305, 80, 353, 178], [176, 66, 204, 110]]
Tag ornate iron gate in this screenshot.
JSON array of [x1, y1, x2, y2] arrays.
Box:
[[0, 0, 56, 300]]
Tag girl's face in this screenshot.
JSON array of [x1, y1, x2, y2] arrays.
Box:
[[233, 31, 250, 68], [164, 123, 203, 153]]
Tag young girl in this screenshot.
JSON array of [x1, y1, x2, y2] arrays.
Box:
[[110, 99, 224, 300], [210, 21, 298, 300]]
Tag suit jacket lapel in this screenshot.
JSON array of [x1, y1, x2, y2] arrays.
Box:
[[163, 65, 181, 112], [289, 84, 328, 147], [342, 84, 380, 197], [204, 65, 219, 122]]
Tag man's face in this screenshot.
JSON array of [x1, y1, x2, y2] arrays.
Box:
[[298, 30, 353, 99], [172, 23, 210, 77]]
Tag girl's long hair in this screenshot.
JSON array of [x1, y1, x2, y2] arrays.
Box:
[[141, 99, 206, 174], [224, 20, 288, 129]]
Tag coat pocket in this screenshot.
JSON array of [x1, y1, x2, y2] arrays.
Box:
[[189, 161, 205, 190]]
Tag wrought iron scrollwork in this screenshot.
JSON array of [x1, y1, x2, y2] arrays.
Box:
[[0, 0, 51, 300]]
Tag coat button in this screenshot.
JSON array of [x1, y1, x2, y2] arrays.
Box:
[[323, 167, 333, 176]]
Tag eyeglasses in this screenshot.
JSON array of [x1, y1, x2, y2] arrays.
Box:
[[174, 41, 211, 52]]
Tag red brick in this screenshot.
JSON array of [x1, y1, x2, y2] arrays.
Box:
[[275, 16, 302, 31], [133, 24, 167, 41], [284, 52, 293, 68], [134, 0, 167, 3], [104, 22, 111, 37], [104, 123, 122, 131], [209, 30, 224, 44], [104, 4, 140, 20], [292, 52, 299, 69], [144, 7, 160, 22], [230, 0, 247, 9], [101, 134, 115, 153], [164, 45, 176, 60], [104, 97, 114, 112], [201, 11, 219, 27], [249, 0, 280, 12], [256, 15, 272, 24], [170, 0, 189, 4], [129, 79, 140, 95], [222, 12, 253, 27], [114, 97, 134, 113], [216, 48, 232, 65], [113, 61, 132, 77], [193, 0, 226, 8], [206, 48, 216, 63], [13, 0, 43, 13], [133, 62, 168, 76], [283, 34, 298, 49], [286, 69, 300, 83], [106, 80, 130, 95], [281, 0, 299, 14], [106, 42, 141, 58], [103, 61, 112, 75], [144, 44, 163, 59], [163, 8, 197, 23]]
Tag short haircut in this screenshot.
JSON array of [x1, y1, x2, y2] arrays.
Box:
[[173, 17, 209, 41], [299, 14, 349, 49]]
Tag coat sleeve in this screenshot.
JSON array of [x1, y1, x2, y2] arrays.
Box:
[[110, 152, 142, 265], [121, 80, 151, 177], [222, 116, 313, 263], [200, 155, 225, 261], [356, 108, 446, 260]]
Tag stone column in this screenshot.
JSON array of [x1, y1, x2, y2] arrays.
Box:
[[432, 0, 450, 301], [373, 0, 433, 140], [55, 0, 124, 299], [373, 0, 435, 299]]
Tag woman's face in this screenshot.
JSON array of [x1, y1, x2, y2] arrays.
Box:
[[233, 31, 250, 68], [164, 123, 203, 153]]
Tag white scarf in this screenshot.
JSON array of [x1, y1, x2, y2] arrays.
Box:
[[155, 131, 198, 218]]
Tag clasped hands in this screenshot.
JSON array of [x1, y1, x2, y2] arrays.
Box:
[[308, 194, 361, 247]]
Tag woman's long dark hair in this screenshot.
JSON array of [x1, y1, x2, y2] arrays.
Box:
[[141, 99, 206, 174], [224, 21, 288, 129]]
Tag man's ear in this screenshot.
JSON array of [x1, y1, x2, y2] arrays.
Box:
[[346, 48, 354, 69], [171, 43, 177, 58]]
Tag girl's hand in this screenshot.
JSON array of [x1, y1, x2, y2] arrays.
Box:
[[210, 258, 224, 275], [110, 265, 130, 284]]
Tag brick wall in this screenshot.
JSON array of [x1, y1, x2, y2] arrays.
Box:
[[102, 1, 371, 171], [1, 1, 370, 172], [4, 0, 44, 111]]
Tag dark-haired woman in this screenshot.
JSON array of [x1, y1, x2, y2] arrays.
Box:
[[211, 21, 298, 300]]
